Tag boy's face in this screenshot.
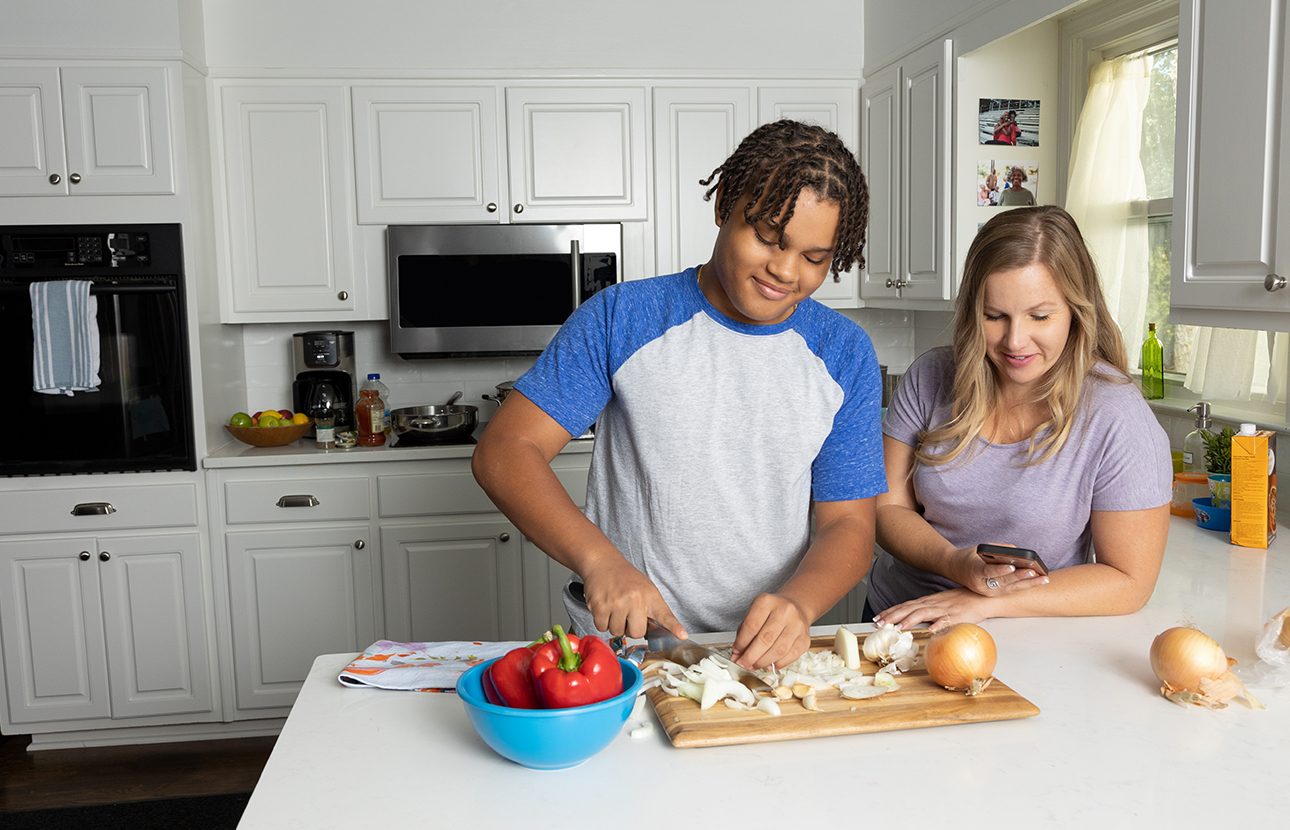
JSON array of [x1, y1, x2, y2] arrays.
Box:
[[705, 187, 839, 325]]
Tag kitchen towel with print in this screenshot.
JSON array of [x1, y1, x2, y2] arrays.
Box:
[[338, 640, 531, 692], [30, 280, 101, 396]]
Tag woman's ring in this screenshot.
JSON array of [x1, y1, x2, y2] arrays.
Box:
[[986, 577, 1000, 590]]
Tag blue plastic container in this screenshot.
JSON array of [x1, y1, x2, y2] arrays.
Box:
[[458, 656, 643, 770], [1192, 496, 1231, 531]]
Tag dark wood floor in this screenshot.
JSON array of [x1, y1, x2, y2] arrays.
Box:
[[0, 732, 276, 812]]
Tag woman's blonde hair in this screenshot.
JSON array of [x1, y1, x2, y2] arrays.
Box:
[[916, 206, 1130, 468]]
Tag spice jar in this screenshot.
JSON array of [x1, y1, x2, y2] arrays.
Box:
[[314, 410, 336, 450]]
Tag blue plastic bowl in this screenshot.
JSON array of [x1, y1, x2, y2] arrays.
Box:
[[1192, 496, 1231, 531], [458, 657, 643, 770]]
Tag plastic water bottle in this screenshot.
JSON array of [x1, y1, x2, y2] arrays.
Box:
[[365, 373, 392, 436], [357, 374, 388, 446]]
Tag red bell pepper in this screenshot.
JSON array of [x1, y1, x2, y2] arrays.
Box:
[[485, 633, 552, 709], [481, 667, 506, 706], [529, 624, 623, 709]]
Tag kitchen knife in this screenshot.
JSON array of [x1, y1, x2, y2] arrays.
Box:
[[567, 581, 773, 696]]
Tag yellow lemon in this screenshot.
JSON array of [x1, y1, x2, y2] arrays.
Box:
[[291, 412, 309, 425]]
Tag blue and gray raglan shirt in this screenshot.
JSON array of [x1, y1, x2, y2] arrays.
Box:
[[514, 268, 887, 635]]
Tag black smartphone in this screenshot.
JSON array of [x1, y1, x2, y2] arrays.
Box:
[[977, 543, 1050, 576]]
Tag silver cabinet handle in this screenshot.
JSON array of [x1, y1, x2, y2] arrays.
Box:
[[486, 202, 498, 213], [337, 291, 349, 301], [71, 502, 116, 516], [354, 540, 366, 550], [513, 203, 524, 214], [1265, 274, 1286, 292], [499, 532, 511, 542], [99, 551, 111, 562], [69, 173, 82, 184], [79, 551, 91, 561], [276, 495, 320, 508], [49, 173, 61, 185], [570, 238, 581, 309]]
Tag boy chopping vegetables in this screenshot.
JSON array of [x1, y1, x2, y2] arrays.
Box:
[[472, 120, 885, 670]]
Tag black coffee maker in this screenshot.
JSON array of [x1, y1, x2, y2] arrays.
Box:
[[292, 330, 356, 433]]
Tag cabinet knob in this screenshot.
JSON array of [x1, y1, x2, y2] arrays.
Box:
[[48, 173, 61, 185], [79, 551, 91, 561], [99, 551, 111, 562], [513, 204, 524, 214], [337, 291, 349, 301], [71, 502, 116, 516], [354, 540, 366, 550], [69, 173, 82, 185], [487, 202, 498, 213], [1265, 274, 1286, 292], [499, 532, 511, 542]]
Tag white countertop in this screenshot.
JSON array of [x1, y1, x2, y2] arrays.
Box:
[[203, 431, 593, 468], [237, 516, 1289, 828]]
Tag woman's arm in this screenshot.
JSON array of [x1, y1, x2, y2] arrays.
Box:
[[472, 391, 685, 639]]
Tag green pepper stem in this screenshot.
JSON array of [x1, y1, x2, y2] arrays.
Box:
[[551, 624, 583, 673]]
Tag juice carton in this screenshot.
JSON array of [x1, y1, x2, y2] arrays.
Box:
[[1230, 424, 1276, 549]]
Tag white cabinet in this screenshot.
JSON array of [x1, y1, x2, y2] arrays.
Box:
[[1171, 0, 1290, 329], [505, 86, 648, 222], [216, 84, 361, 321], [0, 533, 213, 729], [860, 40, 954, 304], [351, 85, 503, 224], [651, 87, 752, 276], [0, 65, 174, 197]]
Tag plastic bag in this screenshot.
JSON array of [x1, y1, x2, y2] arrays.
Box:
[[1236, 606, 1290, 689]]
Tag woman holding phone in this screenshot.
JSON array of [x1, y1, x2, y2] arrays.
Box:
[[868, 206, 1172, 631]]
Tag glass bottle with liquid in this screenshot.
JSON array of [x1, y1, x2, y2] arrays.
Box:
[[1182, 401, 1211, 473], [1142, 322, 1164, 399]]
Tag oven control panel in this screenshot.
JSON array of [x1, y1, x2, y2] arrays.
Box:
[[0, 229, 150, 269]]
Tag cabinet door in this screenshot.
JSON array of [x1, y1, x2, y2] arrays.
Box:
[[352, 85, 503, 224], [505, 86, 648, 222], [0, 67, 67, 196], [225, 525, 375, 712], [380, 519, 523, 642], [757, 85, 861, 304], [0, 538, 111, 725], [98, 533, 213, 719], [219, 85, 357, 318], [521, 537, 576, 640], [1172, 0, 1290, 324], [652, 87, 751, 276], [861, 66, 902, 301], [59, 66, 175, 196], [899, 39, 953, 301]]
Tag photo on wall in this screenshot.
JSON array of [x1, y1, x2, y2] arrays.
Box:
[[979, 98, 1040, 147], [977, 160, 1039, 207]]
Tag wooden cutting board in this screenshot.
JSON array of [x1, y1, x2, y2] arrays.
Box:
[[643, 630, 1039, 748]]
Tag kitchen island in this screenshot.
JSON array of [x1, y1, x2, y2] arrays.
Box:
[[236, 515, 1287, 828]]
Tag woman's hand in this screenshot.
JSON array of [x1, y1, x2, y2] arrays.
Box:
[[953, 543, 1048, 596], [872, 587, 991, 632], [730, 593, 813, 671]]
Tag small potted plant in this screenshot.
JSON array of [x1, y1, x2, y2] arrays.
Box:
[[1202, 426, 1234, 508]]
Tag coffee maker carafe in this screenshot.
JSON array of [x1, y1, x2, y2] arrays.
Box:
[[292, 330, 356, 432]]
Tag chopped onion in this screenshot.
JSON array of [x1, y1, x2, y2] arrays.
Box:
[[1150, 626, 1264, 710], [839, 684, 888, 700], [924, 623, 996, 696]]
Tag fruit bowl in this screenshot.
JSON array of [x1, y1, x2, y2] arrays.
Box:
[[225, 421, 312, 447]]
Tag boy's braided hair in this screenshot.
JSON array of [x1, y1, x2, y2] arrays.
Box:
[[700, 119, 868, 279]]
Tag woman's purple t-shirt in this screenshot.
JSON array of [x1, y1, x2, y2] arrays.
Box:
[[869, 347, 1173, 611]]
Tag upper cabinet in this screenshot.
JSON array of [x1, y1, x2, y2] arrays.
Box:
[[861, 39, 953, 305], [0, 66, 174, 197], [1172, 0, 1290, 329], [504, 86, 648, 223]]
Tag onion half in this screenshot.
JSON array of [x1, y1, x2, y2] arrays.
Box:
[[1149, 626, 1264, 710], [924, 623, 997, 696]]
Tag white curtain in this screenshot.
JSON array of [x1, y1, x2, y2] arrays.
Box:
[[1065, 53, 1152, 354]]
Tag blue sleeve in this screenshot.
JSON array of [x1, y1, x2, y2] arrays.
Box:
[[810, 315, 888, 502], [512, 290, 616, 437]]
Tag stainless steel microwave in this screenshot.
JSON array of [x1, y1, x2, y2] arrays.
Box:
[[388, 224, 622, 359]]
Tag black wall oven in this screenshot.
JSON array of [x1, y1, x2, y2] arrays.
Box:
[[0, 223, 196, 476]]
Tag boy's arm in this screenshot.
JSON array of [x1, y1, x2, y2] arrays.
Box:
[[729, 497, 875, 670], [471, 392, 685, 639]]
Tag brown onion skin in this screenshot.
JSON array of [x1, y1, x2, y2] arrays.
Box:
[[925, 623, 997, 689], [1149, 626, 1228, 693]]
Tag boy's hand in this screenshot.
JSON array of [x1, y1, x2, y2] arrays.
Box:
[[730, 593, 812, 670], [581, 558, 686, 641]]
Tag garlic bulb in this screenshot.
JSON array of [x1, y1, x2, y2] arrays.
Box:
[[862, 623, 919, 673]]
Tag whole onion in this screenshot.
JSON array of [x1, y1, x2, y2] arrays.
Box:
[[924, 623, 997, 696], [1149, 626, 1263, 710]]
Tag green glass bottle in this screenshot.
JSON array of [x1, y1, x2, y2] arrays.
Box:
[[1142, 322, 1164, 399]]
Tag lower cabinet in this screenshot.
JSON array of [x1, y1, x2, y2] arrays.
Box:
[[0, 533, 214, 729]]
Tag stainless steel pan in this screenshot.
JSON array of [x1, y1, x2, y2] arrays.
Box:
[[390, 404, 478, 444]]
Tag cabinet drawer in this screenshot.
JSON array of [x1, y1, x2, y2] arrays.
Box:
[[378, 461, 588, 518], [223, 477, 371, 525], [0, 483, 198, 535]]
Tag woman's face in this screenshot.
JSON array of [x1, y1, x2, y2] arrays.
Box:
[[705, 187, 839, 325], [1010, 168, 1025, 187], [981, 262, 1072, 395]]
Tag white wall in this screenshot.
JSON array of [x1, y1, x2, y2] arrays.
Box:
[[0, 0, 182, 53], [200, 0, 865, 74]]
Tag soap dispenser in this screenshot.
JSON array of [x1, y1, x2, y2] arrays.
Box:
[[1183, 402, 1211, 473]]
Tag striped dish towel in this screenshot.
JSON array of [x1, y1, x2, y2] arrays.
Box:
[[30, 280, 101, 396]]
